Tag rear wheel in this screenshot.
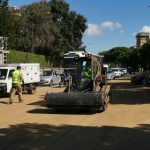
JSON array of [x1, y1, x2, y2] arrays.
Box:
[[49, 80, 53, 86], [27, 85, 36, 94]]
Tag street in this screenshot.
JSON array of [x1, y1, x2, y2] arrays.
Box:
[[0, 79, 150, 150]]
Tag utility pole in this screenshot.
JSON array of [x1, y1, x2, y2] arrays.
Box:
[[0, 36, 9, 64]]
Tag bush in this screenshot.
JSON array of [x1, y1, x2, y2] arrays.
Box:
[[7, 50, 50, 68]]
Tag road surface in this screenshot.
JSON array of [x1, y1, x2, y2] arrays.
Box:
[[0, 79, 150, 150]]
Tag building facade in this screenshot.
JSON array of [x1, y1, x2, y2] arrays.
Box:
[[136, 32, 150, 48]]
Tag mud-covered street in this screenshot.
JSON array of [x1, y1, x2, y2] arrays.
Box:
[[0, 79, 150, 150]]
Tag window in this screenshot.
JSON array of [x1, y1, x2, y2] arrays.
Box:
[[0, 69, 8, 80]]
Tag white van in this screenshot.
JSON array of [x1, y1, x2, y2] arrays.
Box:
[[0, 63, 40, 96]]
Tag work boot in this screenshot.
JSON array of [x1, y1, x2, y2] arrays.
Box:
[[9, 100, 12, 104], [19, 100, 23, 103]]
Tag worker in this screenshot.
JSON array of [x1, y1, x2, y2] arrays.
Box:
[[79, 65, 92, 90], [82, 66, 91, 80], [9, 66, 24, 104]]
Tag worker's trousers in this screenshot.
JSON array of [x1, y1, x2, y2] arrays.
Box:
[[10, 84, 23, 103]]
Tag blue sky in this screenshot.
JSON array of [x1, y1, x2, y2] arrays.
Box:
[[9, 0, 150, 54]]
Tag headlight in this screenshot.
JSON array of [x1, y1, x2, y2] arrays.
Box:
[[44, 79, 51, 82]]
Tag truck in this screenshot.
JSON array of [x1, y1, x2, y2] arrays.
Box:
[[0, 63, 40, 96], [45, 51, 111, 112]]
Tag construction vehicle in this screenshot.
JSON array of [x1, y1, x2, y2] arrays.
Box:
[[45, 51, 111, 112], [0, 63, 40, 96], [59, 51, 86, 87]]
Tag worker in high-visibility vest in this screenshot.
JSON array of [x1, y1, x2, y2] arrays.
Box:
[[9, 66, 24, 104]]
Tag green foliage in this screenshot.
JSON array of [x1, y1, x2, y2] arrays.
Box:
[[0, 0, 11, 36], [139, 41, 150, 69], [21, 1, 54, 53], [99, 43, 150, 70], [99, 47, 129, 66], [0, 0, 87, 67], [7, 50, 50, 68], [49, 0, 87, 63]]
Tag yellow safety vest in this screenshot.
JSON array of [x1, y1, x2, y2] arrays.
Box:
[[12, 70, 22, 84]]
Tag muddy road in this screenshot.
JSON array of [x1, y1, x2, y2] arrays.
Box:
[[0, 79, 150, 150]]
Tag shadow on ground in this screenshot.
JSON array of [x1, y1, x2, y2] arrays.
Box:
[[0, 123, 149, 150], [27, 107, 98, 115], [110, 81, 150, 105]]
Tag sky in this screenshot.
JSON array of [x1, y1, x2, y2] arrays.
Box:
[[9, 0, 150, 55]]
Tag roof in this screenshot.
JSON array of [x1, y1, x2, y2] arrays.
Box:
[[136, 32, 150, 37]]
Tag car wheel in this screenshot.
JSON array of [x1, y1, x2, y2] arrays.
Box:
[[49, 80, 53, 86], [27, 85, 36, 94]]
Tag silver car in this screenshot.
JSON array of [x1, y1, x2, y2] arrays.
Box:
[[107, 70, 116, 80], [111, 68, 124, 77], [39, 70, 61, 86]]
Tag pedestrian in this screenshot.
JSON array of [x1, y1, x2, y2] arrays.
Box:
[[99, 75, 105, 90], [9, 66, 24, 104]]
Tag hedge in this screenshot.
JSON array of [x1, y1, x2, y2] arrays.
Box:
[[7, 50, 50, 68]]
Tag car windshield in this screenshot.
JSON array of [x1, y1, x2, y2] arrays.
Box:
[[112, 69, 119, 72], [42, 71, 52, 76], [0, 69, 7, 80], [107, 70, 113, 73], [120, 68, 125, 71]]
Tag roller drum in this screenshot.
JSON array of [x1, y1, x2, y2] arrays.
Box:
[[44, 92, 103, 110]]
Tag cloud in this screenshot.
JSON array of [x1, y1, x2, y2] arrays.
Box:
[[101, 21, 122, 30], [85, 21, 122, 36], [85, 24, 101, 36], [140, 26, 150, 33]]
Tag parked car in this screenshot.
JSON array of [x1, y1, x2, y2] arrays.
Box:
[[120, 68, 127, 74], [107, 70, 116, 80], [111, 68, 124, 77], [39, 70, 61, 86]]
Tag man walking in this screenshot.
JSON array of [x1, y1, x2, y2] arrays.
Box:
[[9, 66, 24, 104]]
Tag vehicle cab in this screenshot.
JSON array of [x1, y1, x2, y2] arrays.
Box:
[[0, 66, 15, 94]]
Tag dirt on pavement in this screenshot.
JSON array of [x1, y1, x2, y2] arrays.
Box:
[[0, 79, 150, 150]]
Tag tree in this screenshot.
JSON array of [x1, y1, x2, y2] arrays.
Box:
[[139, 41, 150, 69], [0, 0, 29, 50], [99, 47, 129, 66], [21, 1, 54, 53], [99, 46, 141, 69], [49, 0, 87, 66], [0, 0, 10, 36], [0, 0, 87, 67]]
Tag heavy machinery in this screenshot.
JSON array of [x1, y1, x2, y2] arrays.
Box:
[[59, 51, 86, 87], [62, 51, 86, 75], [44, 51, 111, 112]]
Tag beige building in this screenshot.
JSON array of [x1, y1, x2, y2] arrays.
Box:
[[136, 32, 150, 48]]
